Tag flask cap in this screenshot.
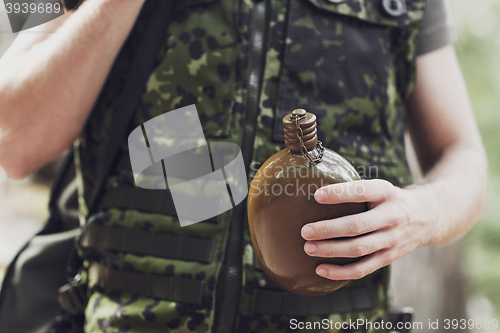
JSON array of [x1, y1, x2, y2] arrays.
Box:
[[282, 109, 318, 153]]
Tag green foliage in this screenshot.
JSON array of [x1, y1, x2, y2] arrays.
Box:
[[451, 0, 500, 319]]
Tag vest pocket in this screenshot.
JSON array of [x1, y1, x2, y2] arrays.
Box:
[[273, 0, 425, 165]]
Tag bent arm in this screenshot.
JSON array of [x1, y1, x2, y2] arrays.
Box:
[[301, 45, 488, 280], [407, 44, 488, 246], [0, 0, 146, 179]]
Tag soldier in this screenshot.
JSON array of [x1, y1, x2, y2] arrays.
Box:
[[0, 0, 487, 332]]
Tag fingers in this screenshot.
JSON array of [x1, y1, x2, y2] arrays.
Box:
[[303, 229, 396, 258], [301, 204, 402, 240], [314, 179, 395, 205], [303, 179, 406, 280], [315, 248, 398, 280]]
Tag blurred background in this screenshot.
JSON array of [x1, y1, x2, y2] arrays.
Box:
[[0, 1, 499, 332]]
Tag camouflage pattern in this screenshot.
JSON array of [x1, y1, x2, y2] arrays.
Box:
[[74, 0, 427, 332]]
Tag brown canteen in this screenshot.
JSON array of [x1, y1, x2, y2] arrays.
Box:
[[247, 109, 367, 296]]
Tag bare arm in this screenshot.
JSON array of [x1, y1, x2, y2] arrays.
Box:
[[0, 0, 146, 179], [405, 44, 487, 246], [300, 45, 488, 280]]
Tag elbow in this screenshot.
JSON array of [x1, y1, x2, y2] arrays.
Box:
[[0, 128, 31, 180], [3, 167, 32, 181], [0, 101, 33, 179], [0, 130, 44, 180], [0, 128, 77, 180], [0, 148, 37, 180]]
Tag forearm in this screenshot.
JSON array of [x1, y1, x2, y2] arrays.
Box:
[[300, 45, 488, 280], [301, 144, 487, 280], [405, 143, 488, 247], [0, 0, 146, 179], [405, 46, 488, 247]]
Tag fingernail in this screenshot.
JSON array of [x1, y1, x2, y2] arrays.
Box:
[[304, 242, 318, 254], [317, 268, 328, 277], [315, 189, 327, 203], [301, 226, 315, 239]]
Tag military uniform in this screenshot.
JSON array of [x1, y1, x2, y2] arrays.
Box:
[[73, 0, 442, 332]]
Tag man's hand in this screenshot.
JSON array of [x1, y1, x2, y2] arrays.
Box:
[[301, 45, 488, 281], [301, 179, 433, 280]]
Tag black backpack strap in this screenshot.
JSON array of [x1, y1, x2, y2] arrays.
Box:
[[0, 148, 80, 333], [87, 0, 175, 215], [41, 148, 78, 234], [0, 147, 76, 304]]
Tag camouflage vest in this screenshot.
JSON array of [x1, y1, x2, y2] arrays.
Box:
[[74, 0, 427, 332]]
